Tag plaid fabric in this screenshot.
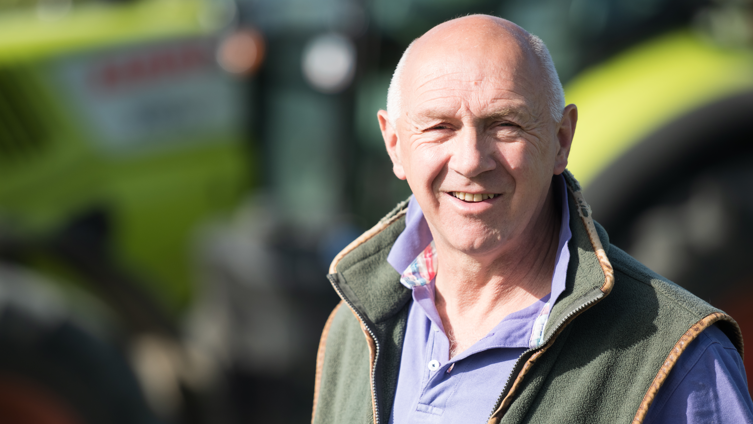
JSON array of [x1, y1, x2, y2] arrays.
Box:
[[528, 301, 551, 349], [400, 240, 554, 349], [399, 241, 437, 288]]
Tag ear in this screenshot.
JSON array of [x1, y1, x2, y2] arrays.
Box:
[[377, 110, 406, 180], [553, 104, 577, 175]]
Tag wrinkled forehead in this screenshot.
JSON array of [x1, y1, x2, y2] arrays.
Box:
[[401, 25, 545, 116], [406, 70, 532, 116], [405, 54, 532, 91], [402, 54, 545, 122]]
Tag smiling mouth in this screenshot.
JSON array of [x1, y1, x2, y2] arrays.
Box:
[[451, 192, 498, 202]]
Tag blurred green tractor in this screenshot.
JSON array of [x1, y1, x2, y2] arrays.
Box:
[[0, 0, 252, 422], [566, 29, 753, 384]]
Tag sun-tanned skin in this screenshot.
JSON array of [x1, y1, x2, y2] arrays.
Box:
[[377, 16, 578, 356]]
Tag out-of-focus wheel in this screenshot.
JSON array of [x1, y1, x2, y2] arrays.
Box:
[[0, 263, 162, 424], [585, 91, 753, 385]]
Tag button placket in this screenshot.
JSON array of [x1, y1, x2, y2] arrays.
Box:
[[415, 310, 461, 416]]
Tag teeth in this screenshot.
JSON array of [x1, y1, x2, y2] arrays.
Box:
[[452, 192, 497, 202]]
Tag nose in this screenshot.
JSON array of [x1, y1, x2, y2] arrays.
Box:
[[448, 127, 496, 178]]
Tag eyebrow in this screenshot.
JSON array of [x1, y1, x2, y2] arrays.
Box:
[[482, 108, 529, 121], [411, 106, 531, 122]]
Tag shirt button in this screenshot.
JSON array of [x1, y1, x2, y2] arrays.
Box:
[[427, 360, 440, 371]]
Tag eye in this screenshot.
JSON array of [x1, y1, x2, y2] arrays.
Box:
[[427, 123, 452, 131]]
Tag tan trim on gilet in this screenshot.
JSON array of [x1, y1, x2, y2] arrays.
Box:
[[312, 209, 407, 424], [631, 312, 737, 424], [311, 301, 342, 423]]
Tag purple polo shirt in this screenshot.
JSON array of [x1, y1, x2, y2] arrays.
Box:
[[387, 176, 753, 423]]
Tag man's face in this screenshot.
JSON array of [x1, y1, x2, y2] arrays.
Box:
[[379, 26, 574, 257]]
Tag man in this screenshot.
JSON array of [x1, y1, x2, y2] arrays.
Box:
[[311, 15, 753, 424]]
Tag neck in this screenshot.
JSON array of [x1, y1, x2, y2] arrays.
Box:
[[433, 181, 562, 357]]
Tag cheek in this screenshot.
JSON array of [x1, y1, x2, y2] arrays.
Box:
[[512, 139, 555, 171], [498, 142, 534, 174], [499, 142, 555, 195], [407, 145, 446, 180], [400, 145, 449, 202], [431, 165, 449, 193]]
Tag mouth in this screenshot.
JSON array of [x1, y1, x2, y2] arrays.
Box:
[[450, 191, 498, 203]]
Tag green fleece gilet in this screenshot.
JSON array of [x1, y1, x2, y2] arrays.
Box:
[[312, 174, 743, 424]]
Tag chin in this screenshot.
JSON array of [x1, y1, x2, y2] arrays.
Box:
[[447, 229, 508, 255]]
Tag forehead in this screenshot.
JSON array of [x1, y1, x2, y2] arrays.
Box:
[[407, 67, 534, 118], [401, 30, 545, 119]]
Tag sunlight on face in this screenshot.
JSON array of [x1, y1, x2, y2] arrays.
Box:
[[384, 18, 567, 258]]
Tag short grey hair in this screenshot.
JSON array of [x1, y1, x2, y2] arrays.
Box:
[[386, 41, 415, 127], [527, 33, 565, 123], [385, 32, 564, 127]]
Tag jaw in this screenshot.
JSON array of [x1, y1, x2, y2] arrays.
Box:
[[426, 187, 551, 261], [427, 216, 512, 261], [426, 194, 515, 254]]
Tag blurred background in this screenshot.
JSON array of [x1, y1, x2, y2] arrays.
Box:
[[0, 0, 752, 422]]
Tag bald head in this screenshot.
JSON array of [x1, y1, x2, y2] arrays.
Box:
[[386, 15, 564, 127]]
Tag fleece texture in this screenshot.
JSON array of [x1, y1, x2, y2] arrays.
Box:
[[312, 175, 742, 424]]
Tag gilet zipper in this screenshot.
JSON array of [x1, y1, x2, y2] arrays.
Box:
[[487, 289, 606, 422], [328, 274, 383, 424]]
